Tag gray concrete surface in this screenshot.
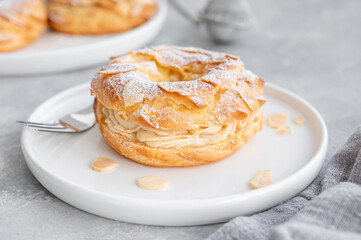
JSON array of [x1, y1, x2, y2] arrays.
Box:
[[1, 0, 361, 239]]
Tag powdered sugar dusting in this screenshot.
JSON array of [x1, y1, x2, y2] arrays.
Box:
[[201, 69, 237, 86], [236, 89, 256, 111], [158, 80, 213, 107], [122, 73, 161, 106], [110, 54, 133, 63], [189, 96, 206, 107], [91, 45, 265, 128], [155, 48, 210, 68], [97, 63, 137, 74], [123, 78, 146, 107], [132, 105, 160, 129], [94, 46, 243, 108], [239, 69, 258, 83], [136, 61, 159, 75], [101, 74, 125, 100], [158, 80, 212, 96], [136, 45, 239, 70], [101, 71, 163, 107], [211, 90, 242, 123]]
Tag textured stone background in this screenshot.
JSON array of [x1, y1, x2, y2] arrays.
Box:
[[1, 0, 360, 239]]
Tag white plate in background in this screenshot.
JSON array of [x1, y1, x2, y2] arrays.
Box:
[[0, 0, 167, 76], [21, 82, 328, 226]]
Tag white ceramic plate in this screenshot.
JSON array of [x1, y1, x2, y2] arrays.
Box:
[[21, 82, 328, 226], [0, 0, 167, 76]]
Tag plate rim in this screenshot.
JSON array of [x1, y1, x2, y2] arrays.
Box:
[[21, 82, 328, 206]]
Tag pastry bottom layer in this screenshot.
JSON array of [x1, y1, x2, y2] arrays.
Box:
[[94, 99, 265, 167]]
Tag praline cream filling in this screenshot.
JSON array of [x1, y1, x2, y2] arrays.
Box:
[[102, 107, 257, 148]]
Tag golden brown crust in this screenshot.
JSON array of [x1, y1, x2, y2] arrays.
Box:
[[48, 0, 157, 35], [92, 46, 266, 167], [91, 45, 265, 130], [94, 99, 265, 167], [0, 0, 47, 52]]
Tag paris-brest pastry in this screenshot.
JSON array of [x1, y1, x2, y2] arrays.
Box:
[[91, 46, 266, 167]]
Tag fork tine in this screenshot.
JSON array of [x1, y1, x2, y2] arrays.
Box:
[[24, 125, 76, 133], [17, 121, 60, 126], [36, 128, 76, 133], [23, 124, 65, 129], [24, 124, 69, 130], [18, 104, 95, 133]]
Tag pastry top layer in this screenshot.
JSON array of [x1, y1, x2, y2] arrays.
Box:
[[0, 0, 46, 26], [91, 45, 265, 130]]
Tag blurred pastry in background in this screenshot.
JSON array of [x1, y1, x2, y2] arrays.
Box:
[[48, 0, 157, 35], [0, 0, 47, 52]]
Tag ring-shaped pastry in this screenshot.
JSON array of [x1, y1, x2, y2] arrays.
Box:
[[0, 0, 47, 52], [91, 45, 266, 167]]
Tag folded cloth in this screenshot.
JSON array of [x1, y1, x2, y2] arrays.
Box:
[[208, 125, 361, 240]]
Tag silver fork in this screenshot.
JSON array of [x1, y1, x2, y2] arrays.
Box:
[[17, 105, 96, 133]]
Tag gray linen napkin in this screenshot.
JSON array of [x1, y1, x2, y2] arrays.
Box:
[[209, 125, 361, 240]]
